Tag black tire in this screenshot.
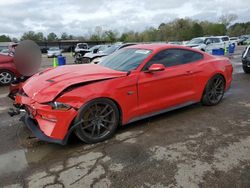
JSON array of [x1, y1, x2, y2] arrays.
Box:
[[0, 70, 15, 86], [201, 74, 225, 106], [74, 53, 83, 64], [243, 65, 250, 74], [74, 98, 119, 144]]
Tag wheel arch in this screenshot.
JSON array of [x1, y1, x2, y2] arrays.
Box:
[[0, 68, 14, 74], [68, 96, 123, 130], [201, 72, 226, 99], [101, 97, 123, 126]]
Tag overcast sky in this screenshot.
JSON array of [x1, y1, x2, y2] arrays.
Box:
[[0, 0, 250, 38]]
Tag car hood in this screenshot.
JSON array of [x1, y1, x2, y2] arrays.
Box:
[[22, 64, 127, 103], [0, 54, 13, 63], [84, 52, 107, 59], [185, 44, 201, 47]]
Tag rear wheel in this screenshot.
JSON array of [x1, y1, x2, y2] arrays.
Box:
[[243, 64, 250, 74], [74, 98, 119, 143], [0, 70, 14, 86], [201, 74, 225, 106], [74, 53, 83, 64]]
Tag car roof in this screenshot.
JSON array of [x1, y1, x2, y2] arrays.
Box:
[[126, 43, 202, 52]]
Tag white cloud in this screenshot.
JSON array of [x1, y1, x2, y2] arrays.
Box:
[[0, 0, 249, 38]]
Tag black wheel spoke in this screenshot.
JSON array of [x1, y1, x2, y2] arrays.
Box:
[[82, 118, 94, 122], [99, 104, 109, 115], [91, 124, 96, 136], [81, 123, 94, 130], [102, 109, 114, 118], [97, 125, 100, 136], [101, 118, 115, 124], [99, 123, 109, 130]]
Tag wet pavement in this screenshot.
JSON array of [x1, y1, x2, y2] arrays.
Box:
[[0, 46, 250, 188]]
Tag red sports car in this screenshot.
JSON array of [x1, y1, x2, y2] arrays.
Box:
[[14, 44, 233, 144], [0, 54, 20, 85]]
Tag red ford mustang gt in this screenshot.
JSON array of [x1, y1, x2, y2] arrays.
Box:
[[14, 44, 233, 144]]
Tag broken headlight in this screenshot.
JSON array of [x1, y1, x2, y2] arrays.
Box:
[[48, 102, 71, 111]]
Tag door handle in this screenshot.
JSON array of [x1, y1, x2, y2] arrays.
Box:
[[185, 70, 193, 75]]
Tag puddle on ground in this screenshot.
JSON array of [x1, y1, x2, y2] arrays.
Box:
[[0, 143, 68, 179]]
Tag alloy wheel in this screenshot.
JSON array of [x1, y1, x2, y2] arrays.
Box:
[[79, 102, 116, 139], [207, 76, 225, 104], [0, 71, 13, 84]]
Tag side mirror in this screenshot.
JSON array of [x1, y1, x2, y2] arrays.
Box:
[[93, 49, 98, 53], [147, 64, 165, 73]]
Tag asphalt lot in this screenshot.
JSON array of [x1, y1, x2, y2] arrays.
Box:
[[0, 46, 250, 188]]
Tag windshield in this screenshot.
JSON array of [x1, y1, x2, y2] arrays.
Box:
[[49, 47, 59, 51], [102, 45, 120, 55], [89, 45, 99, 51], [188, 38, 204, 44], [99, 48, 152, 72], [77, 44, 88, 49], [98, 45, 110, 51]]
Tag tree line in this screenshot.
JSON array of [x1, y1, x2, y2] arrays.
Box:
[[0, 14, 250, 43]]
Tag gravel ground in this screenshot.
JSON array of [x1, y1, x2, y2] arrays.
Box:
[[0, 46, 249, 188]]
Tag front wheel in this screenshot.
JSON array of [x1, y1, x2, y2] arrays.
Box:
[[201, 74, 225, 106], [74, 98, 119, 144], [243, 64, 250, 74]]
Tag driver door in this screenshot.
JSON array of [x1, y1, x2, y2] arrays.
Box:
[[136, 49, 200, 116]]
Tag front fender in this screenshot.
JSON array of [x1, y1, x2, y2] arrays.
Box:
[[55, 75, 139, 124]]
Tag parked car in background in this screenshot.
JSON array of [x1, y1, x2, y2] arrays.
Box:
[[89, 44, 111, 54], [216, 36, 231, 48], [230, 37, 239, 46], [76, 45, 111, 64], [74, 43, 89, 53], [0, 54, 20, 85], [81, 43, 136, 64], [243, 38, 250, 45], [74, 43, 90, 63], [12, 44, 233, 144], [167, 41, 182, 45], [186, 37, 226, 53], [0, 48, 11, 56], [242, 45, 250, 73], [238, 35, 250, 45], [47, 47, 62, 58]]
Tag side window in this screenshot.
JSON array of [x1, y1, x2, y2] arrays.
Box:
[[143, 49, 180, 70], [205, 38, 212, 44], [178, 50, 203, 64], [144, 49, 203, 70], [211, 38, 220, 43], [222, 37, 229, 42]]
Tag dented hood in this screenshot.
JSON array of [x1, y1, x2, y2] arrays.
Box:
[[22, 64, 127, 103]]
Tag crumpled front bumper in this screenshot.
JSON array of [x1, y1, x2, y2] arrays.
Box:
[[15, 94, 78, 144], [21, 114, 68, 145]]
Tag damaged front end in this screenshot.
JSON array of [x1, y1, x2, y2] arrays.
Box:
[[9, 89, 78, 145]]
